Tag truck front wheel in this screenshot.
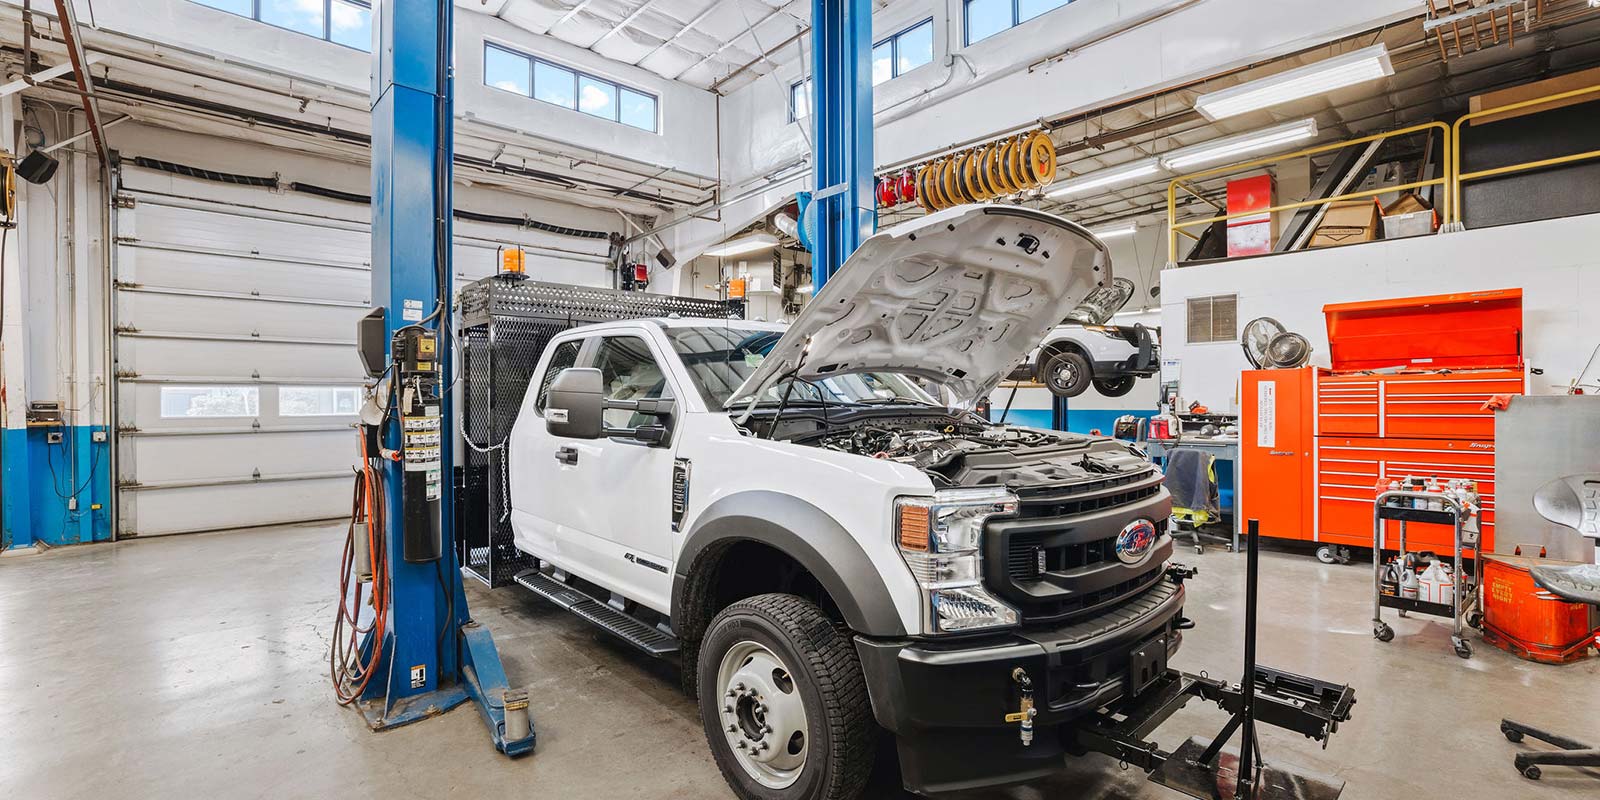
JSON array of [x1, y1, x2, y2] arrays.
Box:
[[697, 594, 874, 800]]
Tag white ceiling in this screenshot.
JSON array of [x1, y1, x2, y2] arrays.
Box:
[[459, 0, 811, 94]]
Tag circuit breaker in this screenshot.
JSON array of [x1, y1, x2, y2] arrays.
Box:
[[395, 327, 443, 563]]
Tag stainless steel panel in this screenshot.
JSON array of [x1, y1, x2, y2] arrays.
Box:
[[1494, 395, 1600, 561]]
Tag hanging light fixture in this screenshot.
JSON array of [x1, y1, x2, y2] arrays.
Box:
[[1089, 223, 1139, 239], [703, 233, 779, 258], [1046, 158, 1163, 198], [1193, 44, 1393, 122], [1161, 118, 1319, 171]]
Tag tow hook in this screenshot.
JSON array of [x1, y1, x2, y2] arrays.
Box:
[[1006, 667, 1036, 746]]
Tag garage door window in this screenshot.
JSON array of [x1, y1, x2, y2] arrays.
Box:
[[161, 386, 260, 418], [279, 386, 362, 416]]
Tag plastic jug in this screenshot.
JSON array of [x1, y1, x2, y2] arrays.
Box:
[[1419, 559, 1455, 605], [1399, 563, 1421, 600]]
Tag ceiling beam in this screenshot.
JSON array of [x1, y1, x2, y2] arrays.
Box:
[[633, 0, 728, 66], [671, 3, 791, 80], [543, 0, 599, 34], [593, 0, 664, 46]]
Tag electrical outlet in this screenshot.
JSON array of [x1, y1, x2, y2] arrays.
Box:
[[46, 431, 63, 444], [91, 430, 107, 443]]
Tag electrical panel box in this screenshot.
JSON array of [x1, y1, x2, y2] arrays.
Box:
[[395, 327, 443, 563]]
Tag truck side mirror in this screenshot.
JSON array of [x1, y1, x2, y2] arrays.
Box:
[[546, 368, 605, 439]]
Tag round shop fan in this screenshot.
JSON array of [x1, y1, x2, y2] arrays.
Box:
[[1241, 316, 1312, 369]]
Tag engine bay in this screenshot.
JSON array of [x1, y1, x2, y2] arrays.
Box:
[[783, 414, 1150, 490]]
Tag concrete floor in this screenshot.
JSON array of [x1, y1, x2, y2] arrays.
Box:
[[2, 522, 1597, 799]]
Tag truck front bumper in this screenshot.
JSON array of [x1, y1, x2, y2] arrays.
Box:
[[854, 578, 1186, 796]]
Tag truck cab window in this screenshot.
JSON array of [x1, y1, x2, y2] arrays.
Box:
[[535, 339, 583, 413], [593, 335, 673, 427]]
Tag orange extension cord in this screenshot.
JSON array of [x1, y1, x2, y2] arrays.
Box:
[[330, 430, 391, 705]]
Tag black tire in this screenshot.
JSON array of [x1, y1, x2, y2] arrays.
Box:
[[1092, 375, 1137, 397], [697, 594, 875, 800], [1038, 351, 1091, 398]]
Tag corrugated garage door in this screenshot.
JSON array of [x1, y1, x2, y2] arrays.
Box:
[[113, 174, 373, 537], [111, 165, 610, 537]]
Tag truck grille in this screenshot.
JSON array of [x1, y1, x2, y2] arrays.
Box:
[[983, 469, 1172, 625]]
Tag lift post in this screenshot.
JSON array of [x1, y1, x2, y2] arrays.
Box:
[[357, 0, 533, 755], [808, 0, 876, 289]]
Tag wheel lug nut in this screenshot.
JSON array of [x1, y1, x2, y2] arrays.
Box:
[[735, 682, 746, 691], [727, 725, 738, 733], [723, 705, 734, 713]]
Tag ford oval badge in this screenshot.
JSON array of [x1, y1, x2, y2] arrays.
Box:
[[1116, 519, 1159, 565]]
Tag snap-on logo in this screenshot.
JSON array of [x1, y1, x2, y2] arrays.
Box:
[[1468, 443, 1494, 450]]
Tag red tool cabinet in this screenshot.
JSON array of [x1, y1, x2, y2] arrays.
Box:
[[1242, 289, 1524, 555]]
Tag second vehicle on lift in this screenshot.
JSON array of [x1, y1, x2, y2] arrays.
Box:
[[1010, 277, 1161, 398]]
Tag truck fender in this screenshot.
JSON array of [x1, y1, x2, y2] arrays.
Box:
[[673, 490, 907, 638]]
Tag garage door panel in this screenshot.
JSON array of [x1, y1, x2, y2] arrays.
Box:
[[119, 478, 351, 537], [119, 246, 369, 302], [119, 292, 366, 340], [121, 431, 354, 483], [121, 202, 369, 266], [120, 337, 362, 381]]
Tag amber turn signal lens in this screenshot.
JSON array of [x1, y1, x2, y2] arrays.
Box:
[[898, 504, 930, 551]]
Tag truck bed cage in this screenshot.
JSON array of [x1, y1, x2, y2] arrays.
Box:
[[456, 275, 744, 587]]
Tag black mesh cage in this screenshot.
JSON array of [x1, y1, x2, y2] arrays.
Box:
[[455, 276, 745, 587]]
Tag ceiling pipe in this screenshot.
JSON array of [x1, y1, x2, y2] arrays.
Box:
[[51, 0, 109, 164]]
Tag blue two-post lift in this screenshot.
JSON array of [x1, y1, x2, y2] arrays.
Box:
[[357, 0, 873, 754]]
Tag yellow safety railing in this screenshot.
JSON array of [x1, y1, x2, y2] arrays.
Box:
[[1450, 82, 1600, 225], [1166, 122, 1453, 263]]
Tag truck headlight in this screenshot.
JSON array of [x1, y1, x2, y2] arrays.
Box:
[[895, 488, 1020, 635]]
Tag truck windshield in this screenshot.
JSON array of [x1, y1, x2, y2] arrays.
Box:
[[663, 325, 936, 409]]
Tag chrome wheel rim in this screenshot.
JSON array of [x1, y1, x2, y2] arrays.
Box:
[[716, 640, 808, 789]]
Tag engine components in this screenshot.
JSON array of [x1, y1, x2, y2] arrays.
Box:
[[881, 130, 1059, 214]]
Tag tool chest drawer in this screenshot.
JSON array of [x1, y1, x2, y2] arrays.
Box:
[[1315, 377, 1379, 436], [1378, 371, 1524, 439], [1315, 437, 1497, 553]]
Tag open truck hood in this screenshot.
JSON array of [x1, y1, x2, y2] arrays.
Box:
[[730, 205, 1112, 411]]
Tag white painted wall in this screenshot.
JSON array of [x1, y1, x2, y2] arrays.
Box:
[[1159, 213, 1600, 413], [717, 0, 1420, 189]]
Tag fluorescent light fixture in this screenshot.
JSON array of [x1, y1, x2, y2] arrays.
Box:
[[1161, 118, 1318, 171], [796, 284, 814, 294], [1047, 158, 1163, 198], [1089, 223, 1138, 239], [1194, 44, 1393, 121], [1113, 308, 1156, 318], [703, 233, 778, 258]]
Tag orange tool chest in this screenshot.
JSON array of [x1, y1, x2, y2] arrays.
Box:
[[1242, 289, 1524, 555]]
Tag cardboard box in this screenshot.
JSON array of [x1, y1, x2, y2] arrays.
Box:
[[1308, 199, 1381, 248], [1469, 66, 1600, 126]]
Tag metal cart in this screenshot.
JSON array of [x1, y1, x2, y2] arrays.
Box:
[[1371, 489, 1481, 658]]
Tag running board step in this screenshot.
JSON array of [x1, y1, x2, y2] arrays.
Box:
[[513, 569, 679, 657]]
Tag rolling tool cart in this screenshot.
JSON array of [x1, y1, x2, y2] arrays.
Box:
[[1371, 488, 1481, 658]]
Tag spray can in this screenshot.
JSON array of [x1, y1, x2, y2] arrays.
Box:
[[1386, 479, 1402, 507]]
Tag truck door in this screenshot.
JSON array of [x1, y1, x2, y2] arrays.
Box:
[[508, 337, 587, 561], [558, 332, 680, 612]]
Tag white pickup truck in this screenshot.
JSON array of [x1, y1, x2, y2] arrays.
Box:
[[508, 206, 1183, 799]]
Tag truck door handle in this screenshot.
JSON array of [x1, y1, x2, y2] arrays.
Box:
[[555, 446, 579, 465]]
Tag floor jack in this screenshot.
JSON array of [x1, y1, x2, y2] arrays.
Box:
[[1073, 520, 1356, 799]]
